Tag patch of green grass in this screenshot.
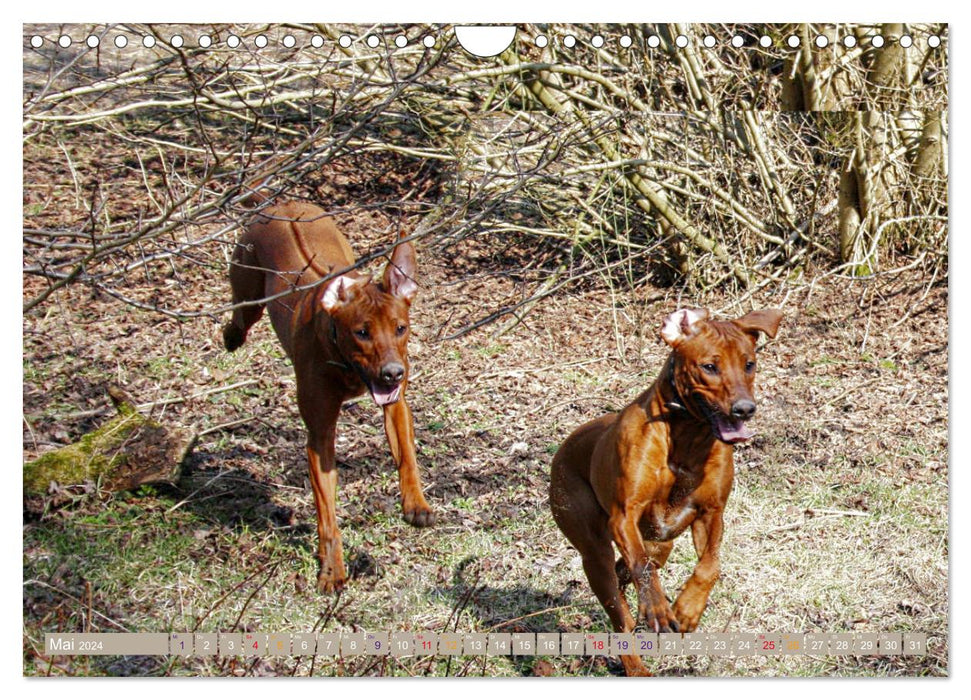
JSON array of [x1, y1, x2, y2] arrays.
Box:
[[418, 442, 448, 458], [145, 355, 180, 380], [860, 352, 899, 372], [452, 497, 476, 511], [223, 393, 247, 410], [897, 440, 933, 460], [564, 369, 602, 387], [475, 343, 506, 359], [23, 358, 42, 383]]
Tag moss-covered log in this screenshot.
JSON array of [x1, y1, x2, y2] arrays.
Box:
[[24, 388, 196, 496]]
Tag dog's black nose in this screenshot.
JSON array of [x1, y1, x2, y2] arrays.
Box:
[[380, 362, 405, 386], [731, 399, 756, 420]]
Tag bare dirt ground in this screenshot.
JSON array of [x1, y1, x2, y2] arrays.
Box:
[[23, 141, 948, 677]]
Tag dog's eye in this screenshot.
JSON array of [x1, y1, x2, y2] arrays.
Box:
[[745, 360, 756, 373], [701, 363, 719, 375], [354, 328, 370, 340], [396, 324, 408, 336]]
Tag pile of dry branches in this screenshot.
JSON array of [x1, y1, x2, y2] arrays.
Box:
[[23, 22, 948, 321]]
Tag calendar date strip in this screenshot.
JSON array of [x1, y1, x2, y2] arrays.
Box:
[[44, 631, 928, 658]]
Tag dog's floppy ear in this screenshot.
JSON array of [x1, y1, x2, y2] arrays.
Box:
[[383, 237, 418, 303], [320, 275, 362, 313], [661, 308, 709, 347], [734, 308, 783, 341]]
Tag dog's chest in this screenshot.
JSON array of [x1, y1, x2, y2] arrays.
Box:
[[640, 497, 697, 542], [639, 463, 707, 541]]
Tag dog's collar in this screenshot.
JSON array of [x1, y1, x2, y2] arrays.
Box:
[[665, 367, 720, 428], [326, 318, 357, 376], [665, 365, 687, 412]]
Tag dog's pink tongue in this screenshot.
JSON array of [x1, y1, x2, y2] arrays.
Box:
[[713, 415, 755, 444], [370, 385, 401, 407]]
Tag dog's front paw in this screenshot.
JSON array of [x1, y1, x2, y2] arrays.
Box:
[[638, 609, 680, 633], [403, 505, 436, 528], [317, 555, 347, 594], [637, 589, 680, 633], [672, 597, 705, 632], [316, 571, 347, 594]]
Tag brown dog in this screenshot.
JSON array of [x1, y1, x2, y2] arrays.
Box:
[[224, 199, 434, 593], [550, 308, 782, 676]]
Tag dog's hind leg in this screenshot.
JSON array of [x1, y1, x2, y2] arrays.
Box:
[[551, 425, 652, 675], [552, 461, 649, 674], [570, 526, 655, 675], [224, 235, 267, 351]]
